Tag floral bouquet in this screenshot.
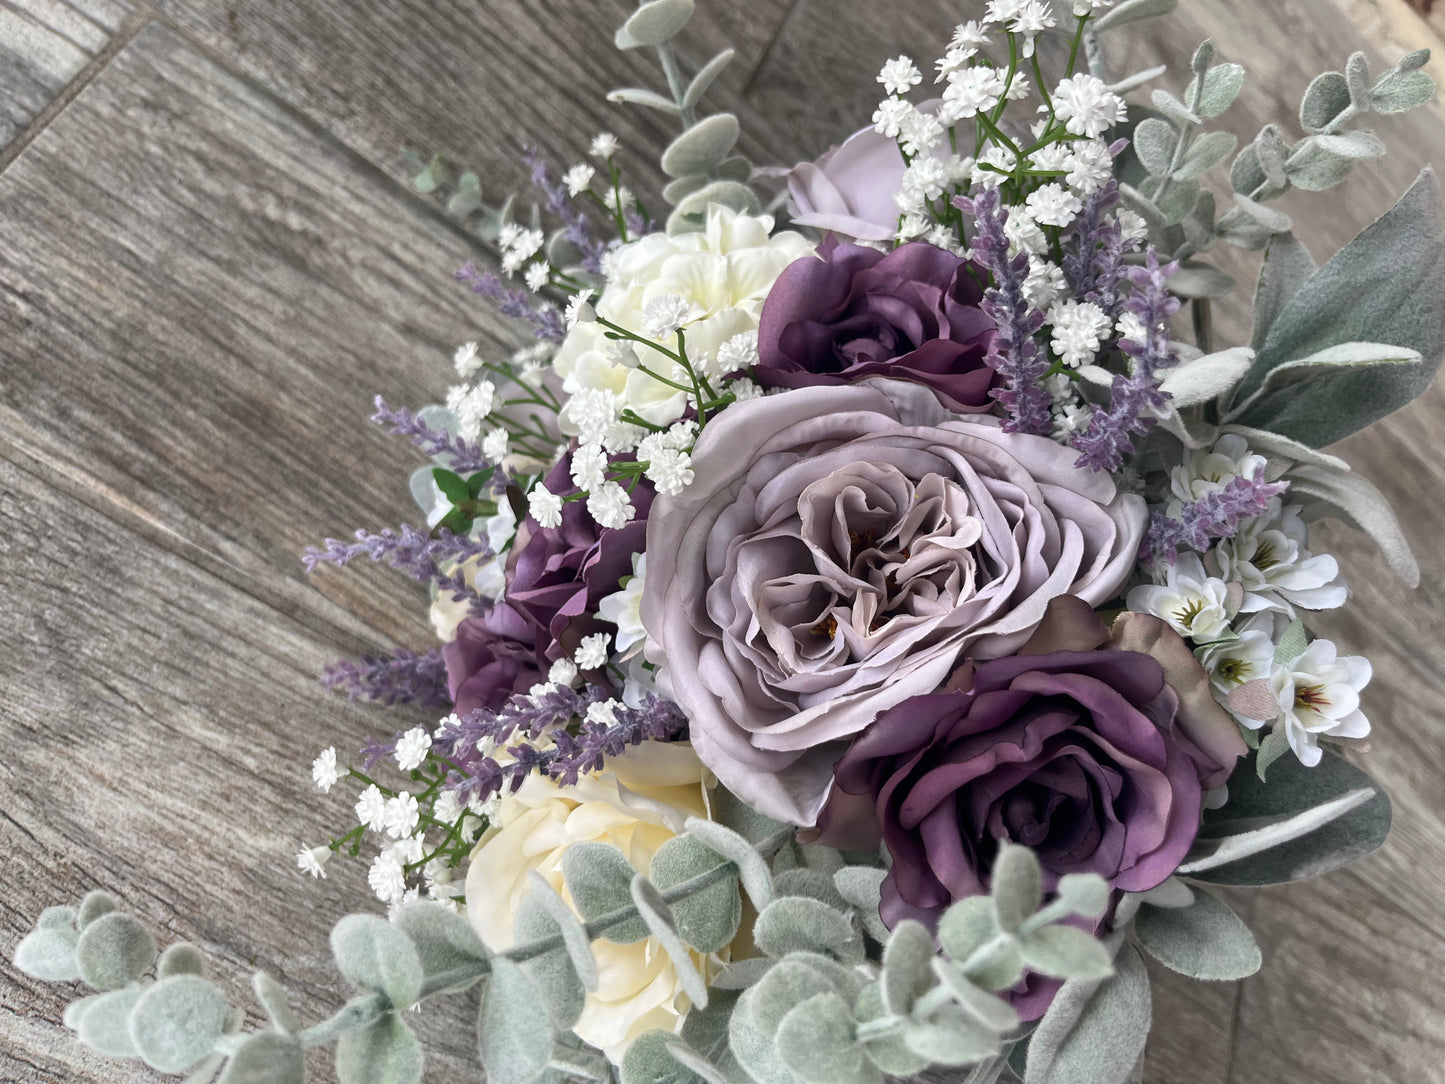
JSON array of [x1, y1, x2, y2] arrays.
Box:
[[15, 1, 1443, 1082]]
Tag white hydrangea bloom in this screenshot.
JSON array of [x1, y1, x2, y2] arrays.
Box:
[[394, 728, 433, 772], [312, 747, 339, 793], [1210, 502, 1348, 616], [1053, 73, 1126, 137], [877, 56, 923, 96], [1268, 639, 1372, 766], [1127, 553, 1237, 642]]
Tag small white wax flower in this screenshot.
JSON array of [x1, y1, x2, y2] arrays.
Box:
[[1269, 639, 1372, 766], [570, 443, 609, 494], [368, 851, 407, 904], [1025, 182, 1084, 228], [297, 844, 330, 879], [394, 727, 433, 772], [642, 293, 693, 339], [355, 784, 387, 833], [872, 96, 915, 137], [549, 657, 581, 686], [384, 792, 421, 840], [1127, 553, 1237, 642], [528, 483, 564, 529], [1049, 299, 1113, 368], [453, 341, 483, 378], [1199, 615, 1279, 721], [563, 163, 595, 196], [877, 56, 923, 96], [590, 132, 620, 159], [1171, 433, 1269, 505], [598, 553, 649, 655], [574, 632, 612, 671], [312, 747, 339, 793], [1211, 502, 1349, 617], [587, 480, 636, 529], [1053, 73, 1127, 137], [565, 289, 595, 329], [524, 260, 550, 293]]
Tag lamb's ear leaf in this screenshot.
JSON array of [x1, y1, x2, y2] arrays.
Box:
[[1024, 943, 1151, 1084], [1133, 891, 1262, 979], [1286, 462, 1420, 587]]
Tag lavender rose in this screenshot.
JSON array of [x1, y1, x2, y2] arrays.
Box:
[[640, 382, 1147, 826], [443, 602, 545, 719], [754, 241, 999, 413], [817, 601, 1245, 1022]]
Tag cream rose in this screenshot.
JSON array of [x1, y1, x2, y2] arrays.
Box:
[[464, 741, 719, 1063]]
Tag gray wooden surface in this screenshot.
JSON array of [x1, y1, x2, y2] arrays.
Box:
[[2, 2, 1443, 1082]]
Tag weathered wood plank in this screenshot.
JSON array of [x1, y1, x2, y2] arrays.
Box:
[[0, 0, 131, 151], [0, 21, 498, 650], [0, 455, 471, 1082]]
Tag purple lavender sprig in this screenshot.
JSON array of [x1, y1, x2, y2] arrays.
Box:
[[457, 263, 565, 342], [372, 397, 494, 475], [302, 523, 489, 582], [1071, 251, 1182, 473], [957, 188, 1054, 436], [523, 146, 608, 275], [321, 647, 450, 708], [1141, 473, 1290, 564], [1062, 180, 1130, 317]]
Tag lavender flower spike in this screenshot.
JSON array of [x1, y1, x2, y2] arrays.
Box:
[[321, 647, 451, 708], [956, 188, 1053, 435], [522, 145, 609, 275], [1072, 250, 1182, 473], [372, 397, 494, 475], [1140, 472, 1290, 565], [302, 523, 489, 581], [457, 263, 565, 342]]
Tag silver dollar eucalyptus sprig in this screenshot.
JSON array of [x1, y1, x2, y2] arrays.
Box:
[[607, 0, 759, 232]]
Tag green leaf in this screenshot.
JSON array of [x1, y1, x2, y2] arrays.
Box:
[[251, 972, 299, 1036], [1166, 262, 1235, 299], [1250, 233, 1316, 350], [660, 115, 741, 179], [1093, 0, 1178, 32], [879, 920, 935, 1015], [478, 958, 554, 1084], [682, 817, 775, 911], [38, 904, 77, 930], [833, 867, 888, 941], [930, 958, 1020, 1033], [1190, 748, 1391, 885], [775, 992, 876, 1084], [1273, 618, 1308, 665], [1056, 875, 1112, 921], [76, 912, 157, 991], [1156, 177, 1202, 226], [670, 180, 761, 222], [1347, 51, 1374, 111], [562, 843, 648, 943], [620, 1029, 708, 1084], [1287, 459, 1420, 585], [1226, 341, 1423, 433], [651, 836, 742, 953], [431, 468, 471, 508], [330, 915, 423, 1010], [1158, 347, 1253, 407], [335, 1013, 423, 1084], [1242, 169, 1445, 443], [1255, 726, 1293, 781], [15, 924, 82, 982], [1176, 130, 1238, 180], [1312, 130, 1388, 159], [157, 943, 207, 979], [1018, 927, 1113, 982], [128, 975, 230, 1073], [852, 984, 929, 1077], [990, 845, 1042, 933], [606, 87, 683, 115], [1134, 891, 1262, 979], [514, 894, 586, 1030], [77, 984, 144, 1057], [730, 987, 796, 1084], [412, 155, 447, 195], [772, 868, 847, 911], [631, 875, 709, 1008], [684, 50, 736, 112], [1370, 67, 1436, 113], [937, 896, 997, 964], [63, 992, 106, 1031], [1300, 70, 1351, 132], [901, 1003, 1000, 1066], [217, 1033, 305, 1084], [1024, 944, 1151, 1084], [749, 958, 843, 1039], [392, 902, 489, 994], [1191, 63, 1245, 119], [524, 872, 598, 990], [1131, 118, 1176, 177], [680, 986, 741, 1064], [615, 0, 695, 48], [752, 896, 859, 960], [1150, 89, 1201, 128], [1285, 140, 1355, 191]]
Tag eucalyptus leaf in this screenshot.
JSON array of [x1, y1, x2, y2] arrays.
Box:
[[1190, 748, 1390, 885], [330, 915, 423, 1010], [1371, 67, 1436, 113], [1346, 51, 1373, 110], [1156, 177, 1202, 226], [76, 912, 157, 991], [853, 984, 930, 1077], [1313, 130, 1388, 159], [929, 958, 1021, 1033], [1056, 874, 1112, 920], [1287, 461, 1420, 585], [216, 1033, 305, 1084], [774, 992, 875, 1084], [621, 1030, 708, 1084], [716, 155, 753, 184], [478, 958, 554, 1084], [607, 88, 683, 115], [562, 843, 649, 943], [651, 836, 742, 953], [833, 867, 888, 942], [77, 984, 145, 1058], [685, 49, 736, 111], [680, 986, 741, 1064], [392, 902, 489, 994], [1108, 65, 1169, 95], [901, 1002, 999, 1066], [1249, 232, 1316, 351], [38, 904, 78, 930], [1176, 130, 1238, 180], [515, 894, 586, 1030], [1093, 0, 1178, 32], [772, 868, 848, 912], [1024, 944, 1151, 1084], [129, 975, 229, 1073], [615, 0, 695, 48], [1285, 141, 1356, 191], [63, 992, 106, 1031], [1300, 70, 1352, 132], [1018, 926, 1113, 982], [663, 174, 709, 204], [1191, 63, 1245, 119], [990, 845, 1042, 933], [682, 817, 775, 911], [880, 920, 935, 1015], [937, 896, 997, 965], [1131, 118, 1176, 177], [1150, 89, 1201, 129], [661, 115, 741, 178], [671, 180, 761, 221], [157, 942, 207, 979], [632, 875, 710, 1008], [1134, 891, 1262, 979], [524, 872, 599, 990], [664, 1036, 735, 1084], [730, 986, 796, 1084], [252, 972, 299, 1036], [336, 1013, 423, 1084], [712, 785, 788, 846], [14, 924, 81, 982], [752, 896, 859, 960]]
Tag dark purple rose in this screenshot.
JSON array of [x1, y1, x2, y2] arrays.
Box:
[[816, 601, 1243, 1019], [443, 602, 544, 719], [505, 450, 652, 666], [754, 241, 999, 413]]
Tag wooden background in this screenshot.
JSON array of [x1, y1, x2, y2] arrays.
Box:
[[2, 1, 1443, 1081]]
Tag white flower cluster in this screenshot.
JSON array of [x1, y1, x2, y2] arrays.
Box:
[[498, 220, 547, 284], [1128, 435, 1366, 768]]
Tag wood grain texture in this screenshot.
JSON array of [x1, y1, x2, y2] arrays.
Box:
[[0, 21, 493, 649], [0, 0, 130, 149], [0, 455, 471, 1082]]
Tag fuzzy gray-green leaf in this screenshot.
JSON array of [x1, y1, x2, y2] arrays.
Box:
[[392, 902, 489, 994], [671, 180, 761, 219], [753, 896, 859, 960], [216, 1033, 305, 1084], [1176, 130, 1238, 180], [1167, 262, 1235, 298], [651, 836, 742, 953], [478, 958, 554, 1084], [78, 892, 119, 929], [902, 1003, 999, 1066], [336, 1013, 423, 1084], [76, 912, 157, 991], [632, 875, 709, 1008], [1371, 67, 1436, 113], [562, 843, 649, 942], [1192, 63, 1245, 119], [930, 958, 1020, 1033], [156, 942, 207, 980], [775, 992, 875, 1084], [331, 915, 423, 1010], [1285, 141, 1356, 191], [683, 817, 775, 911], [660, 115, 741, 178], [128, 975, 229, 1073], [990, 845, 1041, 933], [15, 924, 82, 982], [1131, 118, 1175, 176], [515, 894, 586, 1030], [833, 867, 889, 941], [730, 986, 796, 1084], [252, 972, 299, 1036], [937, 896, 997, 964], [621, 1029, 708, 1084], [880, 920, 935, 1015], [853, 984, 929, 1076], [1018, 926, 1113, 982], [1024, 943, 1151, 1084], [750, 958, 839, 1039], [78, 984, 144, 1057], [1288, 461, 1419, 585], [684, 49, 736, 111], [1300, 70, 1351, 132], [1134, 891, 1262, 979], [1250, 233, 1316, 350], [1093, 0, 1178, 32], [615, 0, 694, 48], [607, 87, 683, 115]]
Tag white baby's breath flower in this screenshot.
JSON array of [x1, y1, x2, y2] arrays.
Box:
[[1049, 299, 1112, 367], [902, 157, 948, 202], [451, 381, 496, 440], [1065, 139, 1114, 193], [935, 45, 977, 82], [952, 19, 991, 47], [1127, 553, 1237, 642], [1115, 207, 1150, 246], [433, 789, 463, 824], [1116, 311, 1148, 344], [480, 427, 509, 463], [1005, 73, 1033, 100], [1004, 208, 1048, 255], [1029, 142, 1072, 173], [715, 332, 759, 374], [1072, 0, 1114, 15], [899, 109, 946, 156], [509, 228, 545, 263], [368, 851, 407, 904], [942, 66, 1007, 121], [1022, 258, 1066, 307], [549, 657, 581, 686], [394, 727, 433, 772], [642, 294, 693, 339], [565, 289, 596, 329], [524, 261, 550, 293], [1025, 182, 1083, 228], [878, 56, 923, 96], [312, 747, 340, 793], [355, 784, 387, 833], [644, 447, 694, 496], [971, 144, 1017, 188], [585, 699, 622, 727], [1053, 73, 1127, 137], [1269, 639, 1372, 766], [587, 481, 636, 529], [574, 632, 612, 671], [590, 132, 621, 159], [297, 845, 330, 879], [896, 213, 931, 241], [453, 341, 483, 378], [384, 792, 421, 840], [528, 483, 564, 529], [571, 443, 609, 494], [608, 184, 634, 215], [872, 97, 915, 138], [563, 163, 596, 196], [562, 387, 623, 444]]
